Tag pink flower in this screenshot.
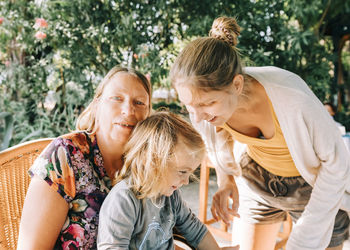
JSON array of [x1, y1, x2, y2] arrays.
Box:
[[65, 223, 84, 239], [0, 17, 4, 25], [35, 31, 47, 40], [34, 18, 48, 29], [5, 61, 10, 67], [62, 240, 79, 250]]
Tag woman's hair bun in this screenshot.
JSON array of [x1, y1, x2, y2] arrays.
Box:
[[209, 16, 240, 47]]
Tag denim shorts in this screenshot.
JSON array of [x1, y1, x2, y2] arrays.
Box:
[[237, 152, 349, 247]]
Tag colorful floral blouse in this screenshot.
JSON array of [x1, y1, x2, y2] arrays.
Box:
[[29, 132, 112, 249]]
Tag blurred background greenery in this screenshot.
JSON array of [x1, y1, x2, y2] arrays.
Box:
[[1, 0, 349, 149]]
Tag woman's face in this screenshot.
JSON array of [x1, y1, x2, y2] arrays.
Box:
[[96, 72, 150, 144], [175, 84, 239, 127]]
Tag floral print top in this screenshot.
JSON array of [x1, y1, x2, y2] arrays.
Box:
[[29, 132, 112, 249]]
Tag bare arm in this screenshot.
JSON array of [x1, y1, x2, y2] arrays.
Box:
[[197, 231, 239, 250], [197, 231, 220, 250], [17, 176, 69, 250]]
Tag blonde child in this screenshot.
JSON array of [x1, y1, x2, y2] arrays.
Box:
[[97, 111, 237, 250]]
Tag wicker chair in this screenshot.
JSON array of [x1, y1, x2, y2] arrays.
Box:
[[0, 138, 53, 250]]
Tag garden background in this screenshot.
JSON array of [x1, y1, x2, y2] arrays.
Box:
[[1, 0, 349, 150]]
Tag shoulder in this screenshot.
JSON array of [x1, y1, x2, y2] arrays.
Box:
[[244, 66, 295, 79], [245, 67, 319, 108], [32, 132, 95, 184], [244, 66, 303, 90], [244, 66, 305, 89], [106, 180, 137, 204], [60, 131, 94, 154], [41, 132, 89, 153], [40, 132, 97, 162], [102, 180, 140, 214]]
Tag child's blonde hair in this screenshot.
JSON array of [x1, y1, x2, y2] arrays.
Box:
[[115, 111, 205, 199], [76, 66, 152, 133]]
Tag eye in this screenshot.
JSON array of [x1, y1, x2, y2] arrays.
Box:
[[199, 101, 215, 107], [178, 170, 187, 175], [135, 100, 145, 106], [110, 96, 122, 101]]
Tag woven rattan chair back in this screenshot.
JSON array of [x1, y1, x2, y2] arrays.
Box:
[[0, 138, 53, 250]]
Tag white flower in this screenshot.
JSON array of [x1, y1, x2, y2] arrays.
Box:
[[71, 199, 88, 212], [31, 157, 49, 179]]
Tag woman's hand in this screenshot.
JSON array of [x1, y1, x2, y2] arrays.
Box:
[[211, 175, 239, 225]]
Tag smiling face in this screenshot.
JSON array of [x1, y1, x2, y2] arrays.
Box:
[[159, 141, 203, 197], [96, 72, 150, 145], [175, 83, 239, 127]]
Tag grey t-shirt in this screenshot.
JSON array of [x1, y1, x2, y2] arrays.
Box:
[[97, 179, 208, 250]]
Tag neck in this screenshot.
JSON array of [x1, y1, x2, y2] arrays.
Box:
[[96, 132, 125, 178], [235, 78, 259, 112], [228, 78, 266, 122]]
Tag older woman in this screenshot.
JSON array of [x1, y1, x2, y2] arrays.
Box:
[[17, 66, 151, 249]]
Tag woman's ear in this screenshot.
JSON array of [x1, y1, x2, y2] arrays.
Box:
[[232, 74, 244, 95]]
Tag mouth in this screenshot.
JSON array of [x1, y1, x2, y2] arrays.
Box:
[[207, 116, 217, 123], [172, 186, 178, 190], [114, 122, 135, 129]]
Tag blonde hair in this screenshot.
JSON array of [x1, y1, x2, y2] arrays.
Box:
[[76, 66, 152, 133], [170, 16, 243, 91], [115, 111, 205, 199]]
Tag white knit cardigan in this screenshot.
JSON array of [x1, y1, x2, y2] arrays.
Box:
[[191, 66, 350, 250]]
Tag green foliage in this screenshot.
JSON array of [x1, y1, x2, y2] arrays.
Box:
[[0, 112, 14, 150], [0, 0, 349, 148]]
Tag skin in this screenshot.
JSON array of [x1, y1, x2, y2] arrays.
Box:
[[17, 72, 150, 250], [95, 73, 150, 177], [176, 75, 341, 250], [324, 104, 335, 117], [159, 141, 201, 197], [197, 232, 239, 250], [175, 232, 239, 250]]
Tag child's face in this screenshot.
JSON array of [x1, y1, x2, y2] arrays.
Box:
[[160, 142, 202, 197]]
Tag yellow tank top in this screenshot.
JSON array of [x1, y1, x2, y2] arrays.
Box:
[[222, 99, 300, 177]]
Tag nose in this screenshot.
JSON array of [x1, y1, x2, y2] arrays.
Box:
[[181, 175, 189, 186], [121, 100, 135, 115]]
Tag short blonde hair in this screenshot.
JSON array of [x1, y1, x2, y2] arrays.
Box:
[[76, 66, 152, 133], [170, 16, 242, 91], [115, 111, 205, 199]]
